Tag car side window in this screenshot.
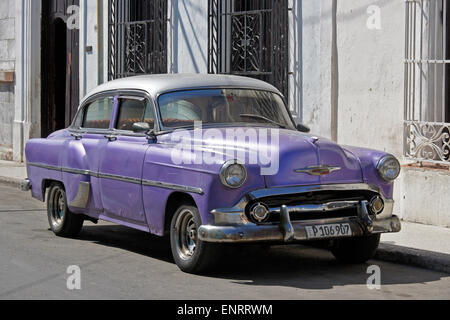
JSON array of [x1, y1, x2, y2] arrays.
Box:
[[83, 97, 114, 129], [159, 98, 203, 128], [116, 97, 155, 131], [143, 102, 156, 129]]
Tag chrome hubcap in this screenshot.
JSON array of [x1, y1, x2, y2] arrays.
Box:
[[49, 187, 66, 228], [174, 210, 198, 260]]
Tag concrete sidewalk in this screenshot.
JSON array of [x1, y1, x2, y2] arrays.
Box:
[[0, 160, 449, 274], [0, 160, 27, 187], [376, 222, 450, 274]]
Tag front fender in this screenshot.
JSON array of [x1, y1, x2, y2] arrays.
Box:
[[141, 142, 266, 236], [342, 145, 395, 199]]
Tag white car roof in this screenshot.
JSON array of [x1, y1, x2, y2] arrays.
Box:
[[81, 74, 282, 105]]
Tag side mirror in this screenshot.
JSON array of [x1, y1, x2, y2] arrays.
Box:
[[132, 122, 151, 133], [297, 124, 311, 133]]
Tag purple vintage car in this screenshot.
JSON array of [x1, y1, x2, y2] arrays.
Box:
[[22, 74, 401, 273]]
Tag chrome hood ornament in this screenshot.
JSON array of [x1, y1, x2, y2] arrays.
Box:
[[295, 165, 341, 176]]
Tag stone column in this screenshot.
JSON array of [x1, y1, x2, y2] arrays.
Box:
[[13, 0, 41, 162]]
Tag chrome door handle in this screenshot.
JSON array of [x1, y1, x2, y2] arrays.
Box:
[[71, 133, 83, 140], [104, 135, 118, 142]]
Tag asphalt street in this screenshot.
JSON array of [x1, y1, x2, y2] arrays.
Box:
[[0, 184, 449, 300]]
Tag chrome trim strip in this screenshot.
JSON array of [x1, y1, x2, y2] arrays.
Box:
[[27, 162, 204, 195], [142, 180, 204, 195], [98, 172, 142, 184], [28, 163, 62, 172], [62, 167, 95, 177]]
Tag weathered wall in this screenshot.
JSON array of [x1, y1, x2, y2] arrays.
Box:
[[301, 0, 334, 139], [0, 0, 15, 160], [302, 0, 405, 216], [336, 0, 404, 158], [335, 0, 405, 217], [169, 0, 209, 74], [302, 0, 450, 227], [402, 167, 450, 228], [302, 0, 404, 156]]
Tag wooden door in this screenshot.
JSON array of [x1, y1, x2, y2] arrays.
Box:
[[41, 0, 80, 137]]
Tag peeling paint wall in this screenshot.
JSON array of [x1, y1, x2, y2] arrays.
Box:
[[302, 0, 404, 157], [336, 0, 404, 158], [302, 0, 334, 139]]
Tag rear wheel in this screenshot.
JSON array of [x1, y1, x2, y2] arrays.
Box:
[[170, 204, 219, 274], [47, 183, 84, 237], [331, 234, 381, 264]]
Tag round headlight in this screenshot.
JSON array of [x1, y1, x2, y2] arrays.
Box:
[[377, 156, 401, 182], [220, 160, 247, 189]]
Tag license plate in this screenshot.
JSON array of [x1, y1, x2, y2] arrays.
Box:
[[306, 223, 352, 240]]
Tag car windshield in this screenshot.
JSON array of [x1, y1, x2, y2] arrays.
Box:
[[157, 89, 295, 130]]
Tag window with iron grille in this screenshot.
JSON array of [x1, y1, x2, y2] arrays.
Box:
[[405, 0, 450, 163], [108, 0, 168, 80], [208, 0, 289, 101]]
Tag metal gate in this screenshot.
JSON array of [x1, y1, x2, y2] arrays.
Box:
[[108, 0, 167, 80], [208, 0, 289, 100]]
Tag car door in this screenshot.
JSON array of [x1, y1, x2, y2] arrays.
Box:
[[63, 94, 115, 214], [98, 93, 155, 229]]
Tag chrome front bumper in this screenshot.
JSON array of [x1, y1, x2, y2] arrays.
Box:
[[198, 214, 401, 243], [198, 184, 401, 244]]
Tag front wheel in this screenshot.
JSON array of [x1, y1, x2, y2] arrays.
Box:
[[47, 183, 84, 238], [170, 204, 219, 274], [331, 234, 381, 264]]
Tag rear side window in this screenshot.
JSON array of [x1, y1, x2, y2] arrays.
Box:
[[116, 97, 155, 131], [83, 97, 114, 129]]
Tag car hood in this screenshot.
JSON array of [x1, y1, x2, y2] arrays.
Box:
[[158, 127, 363, 187]]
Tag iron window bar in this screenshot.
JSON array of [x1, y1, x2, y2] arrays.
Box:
[[208, 0, 289, 103], [108, 0, 168, 80], [404, 0, 450, 164]]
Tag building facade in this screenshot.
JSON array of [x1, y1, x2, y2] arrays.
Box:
[[3, 0, 450, 227]]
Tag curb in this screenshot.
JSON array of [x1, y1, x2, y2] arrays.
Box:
[[0, 176, 22, 189], [376, 243, 450, 274]]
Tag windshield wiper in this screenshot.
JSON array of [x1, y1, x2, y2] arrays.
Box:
[[240, 114, 287, 129]]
